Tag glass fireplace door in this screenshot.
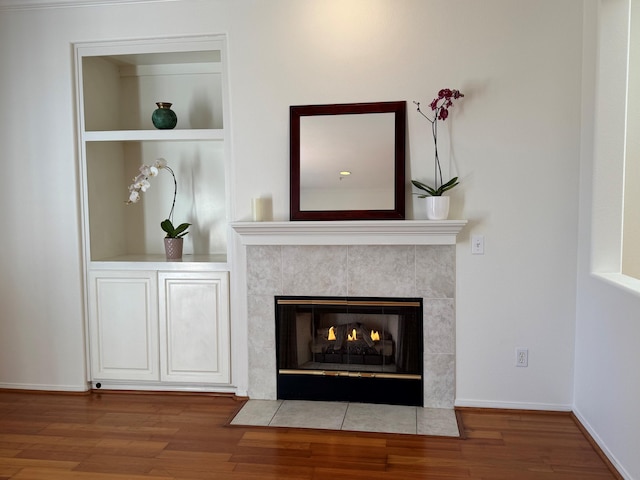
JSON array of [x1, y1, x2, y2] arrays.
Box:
[[276, 296, 423, 406]]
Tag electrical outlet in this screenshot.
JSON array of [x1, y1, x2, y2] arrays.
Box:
[[516, 348, 528, 367]]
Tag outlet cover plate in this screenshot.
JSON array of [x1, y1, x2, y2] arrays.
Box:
[[516, 348, 528, 367]]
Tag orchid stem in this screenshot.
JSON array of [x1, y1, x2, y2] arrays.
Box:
[[432, 120, 443, 190], [416, 101, 443, 191], [164, 166, 177, 223]]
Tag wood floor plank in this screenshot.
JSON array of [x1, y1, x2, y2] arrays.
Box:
[[236, 438, 311, 451], [10, 466, 173, 479], [0, 457, 78, 470], [0, 391, 622, 480], [231, 462, 314, 477], [239, 430, 387, 448]]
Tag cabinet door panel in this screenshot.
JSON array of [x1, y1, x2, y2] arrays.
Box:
[[88, 271, 159, 381], [159, 272, 230, 383]]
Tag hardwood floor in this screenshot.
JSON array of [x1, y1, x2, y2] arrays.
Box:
[[0, 391, 620, 479]]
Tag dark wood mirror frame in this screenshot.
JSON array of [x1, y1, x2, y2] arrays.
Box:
[[290, 101, 406, 221]]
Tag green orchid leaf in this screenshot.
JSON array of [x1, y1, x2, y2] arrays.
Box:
[[439, 182, 459, 194], [160, 219, 190, 238], [173, 223, 191, 237], [411, 180, 437, 196], [411, 179, 429, 190], [440, 177, 459, 189], [413, 177, 459, 196], [437, 177, 459, 195], [160, 219, 174, 234]]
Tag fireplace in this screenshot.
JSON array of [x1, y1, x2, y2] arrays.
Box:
[[276, 296, 423, 406], [230, 221, 465, 408]]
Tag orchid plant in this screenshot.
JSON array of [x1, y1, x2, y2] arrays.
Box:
[[412, 88, 464, 197], [126, 158, 191, 238]]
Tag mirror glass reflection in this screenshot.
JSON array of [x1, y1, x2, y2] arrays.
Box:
[[300, 113, 395, 211], [290, 101, 406, 221]]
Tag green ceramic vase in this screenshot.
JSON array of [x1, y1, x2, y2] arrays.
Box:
[[152, 102, 177, 129]]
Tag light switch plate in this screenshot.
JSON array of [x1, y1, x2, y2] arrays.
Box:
[[471, 235, 484, 255]]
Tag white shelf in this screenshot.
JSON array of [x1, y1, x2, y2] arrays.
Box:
[[89, 254, 228, 271], [231, 220, 467, 246], [84, 129, 224, 142]]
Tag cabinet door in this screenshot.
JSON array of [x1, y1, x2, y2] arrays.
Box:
[[88, 271, 159, 381], [158, 272, 230, 384]]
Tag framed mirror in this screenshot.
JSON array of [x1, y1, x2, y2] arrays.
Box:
[[290, 101, 406, 221]]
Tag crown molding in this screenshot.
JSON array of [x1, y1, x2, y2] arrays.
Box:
[[0, 0, 176, 11]]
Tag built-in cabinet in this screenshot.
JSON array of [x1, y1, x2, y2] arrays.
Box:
[[75, 35, 232, 391], [158, 271, 229, 384], [88, 270, 230, 386], [88, 270, 159, 382]]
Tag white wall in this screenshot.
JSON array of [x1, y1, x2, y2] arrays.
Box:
[[0, 0, 582, 419], [574, 1, 640, 478], [623, 0, 640, 278]]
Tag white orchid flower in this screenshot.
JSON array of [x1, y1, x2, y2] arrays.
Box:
[[128, 190, 140, 203], [126, 159, 174, 206]]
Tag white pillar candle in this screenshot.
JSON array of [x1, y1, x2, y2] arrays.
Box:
[[252, 198, 264, 222]]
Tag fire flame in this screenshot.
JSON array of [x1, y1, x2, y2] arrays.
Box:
[[328, 326, 380, 342], [328, 326, 336, 341]]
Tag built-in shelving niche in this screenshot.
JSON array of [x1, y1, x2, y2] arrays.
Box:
[[76, 37, 229, 264]]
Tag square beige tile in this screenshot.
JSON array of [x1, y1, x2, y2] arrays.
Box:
[[270, 400, 348, 430], [231, 399, 282, 426], [342, 403, 417, 434], [417, 407, 459, 437]]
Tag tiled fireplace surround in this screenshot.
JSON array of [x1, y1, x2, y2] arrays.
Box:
[[235, 221, 465, 409]]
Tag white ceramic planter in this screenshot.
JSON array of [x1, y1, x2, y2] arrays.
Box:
[[425, 196, 450, 220]]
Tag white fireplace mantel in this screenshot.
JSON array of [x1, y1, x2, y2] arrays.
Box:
[[231, 220, 467, 246]]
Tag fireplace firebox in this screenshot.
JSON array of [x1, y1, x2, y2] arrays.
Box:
[[275, 296, 423, 406]]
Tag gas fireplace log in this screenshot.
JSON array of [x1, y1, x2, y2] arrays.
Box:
[[310, 322, 394, 358]]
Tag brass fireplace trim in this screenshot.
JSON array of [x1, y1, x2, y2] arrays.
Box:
[[279, 369, 421, 380], [276, 299, 421, 307]]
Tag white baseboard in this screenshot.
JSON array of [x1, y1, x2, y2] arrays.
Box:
[[0, 382, 89, 392], [572, 407, 632, 480], [90, 380, 238, 394], [454, 398, 572, 411], [0, 380, 240, 396]]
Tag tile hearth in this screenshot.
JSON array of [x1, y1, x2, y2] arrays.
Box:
[[230, 399, 460, 437]]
